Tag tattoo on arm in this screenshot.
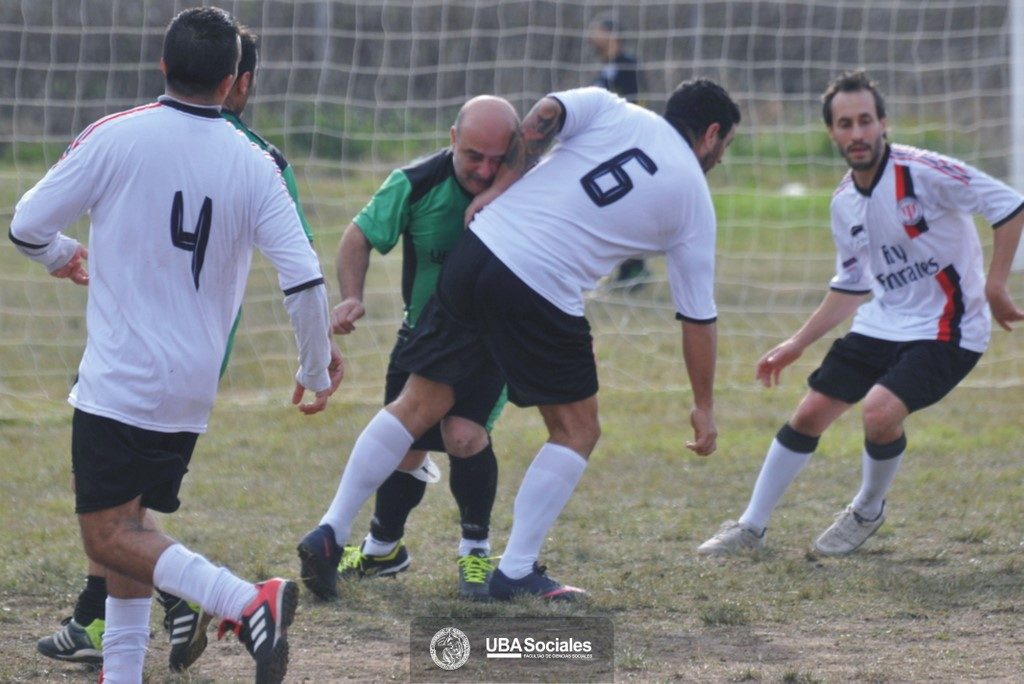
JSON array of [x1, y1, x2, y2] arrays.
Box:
[[520, 97, 564, 169]]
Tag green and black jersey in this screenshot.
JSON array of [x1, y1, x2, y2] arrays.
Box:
[[354, 148, 472, 328], [222, 110, 314, 241], [220, 110, 315, 376]]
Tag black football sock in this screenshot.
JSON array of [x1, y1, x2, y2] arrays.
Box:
[[369, 470, 427, 544], [73, 575, 108, 625], [449, 442, 498, 544]]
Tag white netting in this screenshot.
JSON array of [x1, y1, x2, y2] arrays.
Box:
[[2, 0, 1022, 414]]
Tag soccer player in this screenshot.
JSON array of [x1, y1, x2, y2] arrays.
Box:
[[297, 95, 518, 601], [697, 71, 1024, 557], [34, 24, 318, 673], [299, 79, 739, 601], [587, 12, 650, 288], [9, 8, 342, 683]]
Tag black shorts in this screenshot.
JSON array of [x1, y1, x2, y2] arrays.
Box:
[[808, 332, 981, 413], [385, 324, 507, 452], [71, 409, 198, 514], [395, 231, 598, 408]]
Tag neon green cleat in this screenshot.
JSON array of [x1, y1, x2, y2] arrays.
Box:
[[338, 540, 411, 579], [457, 549, 495, 600]]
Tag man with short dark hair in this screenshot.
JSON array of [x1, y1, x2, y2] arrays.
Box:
[[34, 23, 319, 674], [299, 79, 739, 601], [698, 70, 1024, 557], [10, 7, 341, 682]]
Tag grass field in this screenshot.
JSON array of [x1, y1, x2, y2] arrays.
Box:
[[3, 155, 1024, 682]]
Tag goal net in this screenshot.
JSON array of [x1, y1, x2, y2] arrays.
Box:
[[2, 0, 1022, 415]]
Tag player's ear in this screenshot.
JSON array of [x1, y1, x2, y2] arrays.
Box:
[[238, 71, 253, 98], [449, 125, 457, 148], [214, 72, 236, 104], [695, 122, 720, 157], [703, 122, 721, 148], [159, 58, 168, 77]]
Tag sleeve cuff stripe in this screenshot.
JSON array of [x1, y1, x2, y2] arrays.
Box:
[[283, 277, 325, 296], [992, 200, 1024, 229], [676, 312, 717, 324], [829, 286, 871, 294], [8, 229, 49, 249]]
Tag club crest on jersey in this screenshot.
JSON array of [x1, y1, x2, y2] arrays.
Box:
[[898, 197, 924, 226]]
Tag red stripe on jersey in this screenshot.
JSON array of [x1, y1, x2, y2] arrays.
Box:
[[61, 102, 163, 159], [894, 164, 928, 239], [935, 266, 964, 344], [891, 146, 971, 185]]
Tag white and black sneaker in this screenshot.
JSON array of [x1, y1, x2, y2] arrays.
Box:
[[160, 594, 212, 672]]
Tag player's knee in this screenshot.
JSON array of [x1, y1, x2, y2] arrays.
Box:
[[79, 520, 115, 567], [441, 418, 488, 457], [550, 420, 600, 456], [861, 403, 903, 442]]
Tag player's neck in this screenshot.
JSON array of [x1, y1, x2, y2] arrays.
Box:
[[163, 87, 224, 109]]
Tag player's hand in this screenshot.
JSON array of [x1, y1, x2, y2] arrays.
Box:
[[50, 244, 89, 286], [985, 284, 1024, 331], [292, 342, 345, 415], [686, 406, 717, 456], [326, 341, 346, 393], [331, 297, 365, 335], [464, 187, 501, 227], [755, 339, 802, 387]]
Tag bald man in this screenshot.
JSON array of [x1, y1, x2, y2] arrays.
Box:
[[298, 96, 520, 601]]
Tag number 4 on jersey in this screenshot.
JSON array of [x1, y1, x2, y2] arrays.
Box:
[[170, 191, 212, 290]]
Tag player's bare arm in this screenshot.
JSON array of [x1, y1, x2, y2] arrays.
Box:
[[985, 210, 1024, 331], [332, 222, 372, 334], [520, 96, 565, 167], [463, 96, 566, 225], [756, 289, 866, 387], [681, 320, 717, 456]]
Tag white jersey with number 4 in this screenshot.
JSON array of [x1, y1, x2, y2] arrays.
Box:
[[470, 87, 717, 323], [10, 96, 330, 433], [829, 144, 1024, 353]]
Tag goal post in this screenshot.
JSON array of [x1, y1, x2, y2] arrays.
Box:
[[2, 0, 1023, 416]]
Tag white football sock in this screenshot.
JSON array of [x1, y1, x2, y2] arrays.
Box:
[[738, 438, 813, 533], [101, 597, 150, 684], [153, 543, 257, 621], [852, 449, 903, 520], [320, 409, 414, 546], [362, 533, 399, 557], [459, 537, 490, 556], [498, 443, 587, 580]]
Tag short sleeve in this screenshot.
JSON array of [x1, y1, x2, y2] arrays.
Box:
[[925, 158, 1024, 229], [549, 87, 622, 143], [828, 196, 873, 294], [352, 170, 413, 254]]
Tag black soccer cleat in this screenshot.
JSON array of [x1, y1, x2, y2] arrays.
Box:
[[296, 524, 343, 600], [161, 594, 212, 672], [488, 563, 587, 602]]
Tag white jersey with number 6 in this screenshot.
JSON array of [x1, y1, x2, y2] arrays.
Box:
[[470, 87, 718, 323], [10, 96, 329, 433]]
